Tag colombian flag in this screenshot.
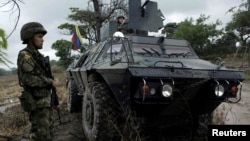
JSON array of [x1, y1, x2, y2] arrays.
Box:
[[71, 24, 83, 50]]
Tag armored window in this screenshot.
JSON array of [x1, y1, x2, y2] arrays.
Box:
[[132, 43, 162, 55], [164, 46, 191, 54]]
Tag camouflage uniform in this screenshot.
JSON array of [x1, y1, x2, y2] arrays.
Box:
[[17, 22, 54, 141], [117, 16, 129, 34]]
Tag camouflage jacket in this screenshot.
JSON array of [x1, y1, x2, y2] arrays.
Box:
[[117, 21, 129, 34], [17, 46, 53, 108]]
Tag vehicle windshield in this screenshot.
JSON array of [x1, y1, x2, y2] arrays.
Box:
[[106, 44, 123, 53]]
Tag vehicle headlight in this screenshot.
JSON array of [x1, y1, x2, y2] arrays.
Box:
[[162, 84, 173, 97], [150, 88, 156, 95], [215, 85, 224, 97]]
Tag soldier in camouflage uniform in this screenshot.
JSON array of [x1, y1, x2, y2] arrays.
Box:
[[117, 15, 129, 34], [17, 22, 58, 141]]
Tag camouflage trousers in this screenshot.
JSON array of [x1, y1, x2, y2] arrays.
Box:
[[29, 107, 53, 141]]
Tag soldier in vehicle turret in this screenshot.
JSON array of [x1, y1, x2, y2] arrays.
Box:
[[117, 15, 129, 34]]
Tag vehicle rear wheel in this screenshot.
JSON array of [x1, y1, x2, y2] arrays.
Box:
[[82, 81, 120, 141], [67, 78, 82, 113]]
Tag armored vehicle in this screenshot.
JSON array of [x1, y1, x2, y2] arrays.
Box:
[[66, 0, 245, 140]]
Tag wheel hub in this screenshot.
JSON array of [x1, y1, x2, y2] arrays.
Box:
[[85, 100, 94, 127]]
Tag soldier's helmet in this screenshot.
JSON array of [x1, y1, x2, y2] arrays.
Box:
[[20, 22, 47, 44], [117, 15, 125, 20]]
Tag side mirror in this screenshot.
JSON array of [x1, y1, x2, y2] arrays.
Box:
[[235, 42, 242, 48]]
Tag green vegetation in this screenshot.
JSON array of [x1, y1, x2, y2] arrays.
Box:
[[0, 28, 11, 67], [161, 1, 250, 59]]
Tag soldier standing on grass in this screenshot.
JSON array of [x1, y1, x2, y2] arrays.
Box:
[[17, 22, 59, 141]]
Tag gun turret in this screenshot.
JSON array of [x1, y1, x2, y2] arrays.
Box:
[[100, 0, 164, 40], [128, 0, 164, 32]]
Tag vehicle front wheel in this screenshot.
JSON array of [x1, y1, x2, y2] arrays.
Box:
[[82, 81, 120, 141], [192, 113, 212, 141]]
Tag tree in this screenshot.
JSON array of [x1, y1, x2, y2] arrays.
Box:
[[52, 0, 128, 67], [172, 14, 222, 55], [0, 28, 11, 66], [0, 0, 23, 39], [225, 0, 250, 45], [225, 0, 250, 66], [1, 0, 23, 67], [161, 22, 178, 38], [58, 0, 128, 44], [51, 39, 73, 68]]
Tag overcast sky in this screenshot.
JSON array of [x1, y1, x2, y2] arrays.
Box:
[[0, 0, 244, 70]]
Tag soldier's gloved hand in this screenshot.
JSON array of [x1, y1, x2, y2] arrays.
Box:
[[53, 105, 60, 110], [51, 80, 56, 87]]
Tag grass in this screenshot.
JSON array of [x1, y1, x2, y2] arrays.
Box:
[[0, 66, 68, 138], [0, 105, 30, 136]]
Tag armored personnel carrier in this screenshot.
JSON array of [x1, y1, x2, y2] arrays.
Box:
[[66, 0, 245, 140]]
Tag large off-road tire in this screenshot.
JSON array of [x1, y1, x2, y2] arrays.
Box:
[[82, 81, 120, 141], [67, 78, 82, 113], [192, 113, 212, 141]]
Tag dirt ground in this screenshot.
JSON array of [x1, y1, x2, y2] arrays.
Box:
[[0, 73, 86, 141], [0, 69, 249, 141], [213, 81, 250, 125], [12, 105, 86, 141]]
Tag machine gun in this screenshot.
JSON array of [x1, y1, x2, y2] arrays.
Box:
[[44, 56, 62, 124]]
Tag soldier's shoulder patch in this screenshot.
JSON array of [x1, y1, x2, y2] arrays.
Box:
[[24, 53, 31, 60], [20, 51, 32, 60]]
